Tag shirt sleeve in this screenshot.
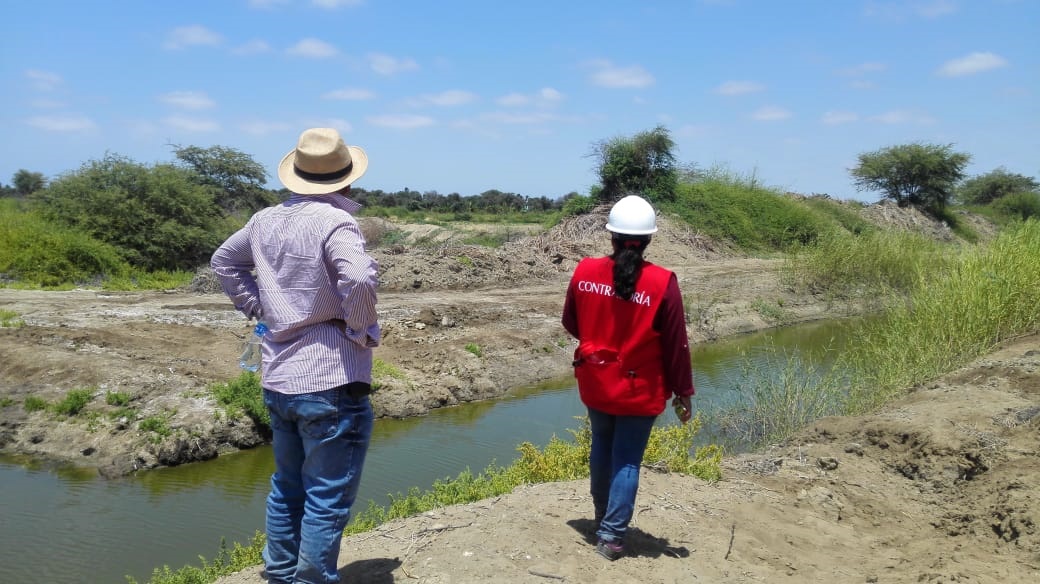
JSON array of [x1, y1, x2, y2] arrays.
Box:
[[561, 276, 579, 338], [326, 221, 380, 348], [210, 225, 263, 320], [653, 273, 695, 397]]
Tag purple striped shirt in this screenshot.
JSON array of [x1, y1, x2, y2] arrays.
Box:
[[211, 194, 379, 394]]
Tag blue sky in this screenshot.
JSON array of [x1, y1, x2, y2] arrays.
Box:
[[2, 0, 1037, 202]]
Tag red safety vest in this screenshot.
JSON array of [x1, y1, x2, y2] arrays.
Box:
[[569, 256, 672, 416]]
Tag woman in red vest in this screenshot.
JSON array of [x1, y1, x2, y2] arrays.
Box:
[[562, 194, 695, 561]]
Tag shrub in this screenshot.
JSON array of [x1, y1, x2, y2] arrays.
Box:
[[53, 388, 94, 416], [992, 191, 1040, 221], [24, 396, 48, 412], [210, 372, 269, 429]]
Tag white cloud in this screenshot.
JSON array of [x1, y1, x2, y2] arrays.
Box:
[[239, 121, 293, 135], [850, 80, 877, 90], [25, 69, 62, 91], [232, 40, 272, 56], [715, 80, 765, 95], [163, 116, 220, 132], [868, 110, 935, 124], [937, 52, 1009, 77], [367, 114, 435, 129], [164, 25, 222, 50], [496, 88, 563, 108], [302, 118, 355, 134], [26, 115, 96, 132], [413, 90, 478, 107], [751, 106, 792, 121], [312, 0, 364, 8], [588, 60, 655, 89], [322, 88, 376, 100], [159, 91, 215, 110], [367, 53, 419, 75], [479, 111, 559, 125], [821, 111, 859, 125], [864, 1, 959, 21], [288, 38, 339, 58], [916, 0, 959, 18]]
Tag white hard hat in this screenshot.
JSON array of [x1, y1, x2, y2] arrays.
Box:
[[606, 195, 658, 235]]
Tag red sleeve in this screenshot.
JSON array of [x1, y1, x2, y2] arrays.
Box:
[[653, 273, 695, 396], [562, 277, 579, 338]]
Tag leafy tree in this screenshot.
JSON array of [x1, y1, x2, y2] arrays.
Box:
[[956, 167, 1038, 205], [0, 182, 16, 198], [171, 144, 276, 215], [12, 169, 47, 197], [31, 154, 227, 271], [590, 125, 678, 205], [850, 142, 970, 212]]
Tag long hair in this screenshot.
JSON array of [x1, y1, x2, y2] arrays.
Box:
[[610, 235, 650, 300]]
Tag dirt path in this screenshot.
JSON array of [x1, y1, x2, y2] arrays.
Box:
[[213, 334, 1040, 584]]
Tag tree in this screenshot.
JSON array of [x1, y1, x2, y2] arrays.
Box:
[[171, 144, 276, 215], [31, 154, 227, 271], [590, 125, 678, 205], [850, 142, 970, 212], [956, 167, 1039, 205], [12, 169, 46, 197]]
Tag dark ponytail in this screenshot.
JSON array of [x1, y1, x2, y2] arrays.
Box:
[[611, 236, 649, 300]]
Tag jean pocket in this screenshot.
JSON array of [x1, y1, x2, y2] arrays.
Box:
[[292, 391, 340, 439]]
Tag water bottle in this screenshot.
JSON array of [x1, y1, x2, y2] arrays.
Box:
[[239, 322, 267, 372]]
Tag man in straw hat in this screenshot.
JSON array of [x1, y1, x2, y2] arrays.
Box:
[[212, 127, 378, 584]]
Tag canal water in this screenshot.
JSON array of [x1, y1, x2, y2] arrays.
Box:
[[0, 320, 850, 584]]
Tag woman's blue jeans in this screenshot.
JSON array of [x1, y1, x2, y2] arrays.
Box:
[[262, 387, 373, 584], [587, 407, 657, 544]]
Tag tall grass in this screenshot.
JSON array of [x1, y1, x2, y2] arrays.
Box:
[[783, 229, 951, 298], [134, 416, 720, 584], [842, 219, 1040, 410], [715, 220, 1039, 448]]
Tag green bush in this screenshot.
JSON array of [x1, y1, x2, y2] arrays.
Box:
[[31, 155, 228, 271], [210, 372, 269, 429], [53, 389, 95, 416], [0, 199, 129, 287], [992, 191, 1040, 221]]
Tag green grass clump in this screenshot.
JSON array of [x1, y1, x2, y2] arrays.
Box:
[[139, 415, 173, 439], [464, 343, 483, 357], [210, 372, 269, 429], [0, 309, 25, 327], [52, 388, 95, 416], [24, 396, 49, 412], [106, 391, 132, 407]]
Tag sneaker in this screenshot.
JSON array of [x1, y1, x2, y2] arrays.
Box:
[[596, 538, 625, 561]]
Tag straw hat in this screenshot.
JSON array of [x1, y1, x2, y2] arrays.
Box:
[[277, 128, 368, 195]]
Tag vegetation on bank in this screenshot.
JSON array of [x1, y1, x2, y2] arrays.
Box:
[[718, 219, 1040, 447], [130, 417, 721, 584]]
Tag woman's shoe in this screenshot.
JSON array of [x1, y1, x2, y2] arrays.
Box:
[[596, 538, 624, 561]]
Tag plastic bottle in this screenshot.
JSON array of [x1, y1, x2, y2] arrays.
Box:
[[239, 322, 267, 372]]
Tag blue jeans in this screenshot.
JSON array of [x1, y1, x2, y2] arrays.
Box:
[[587, 407, 656, 544], [262, 387, 373, 584]]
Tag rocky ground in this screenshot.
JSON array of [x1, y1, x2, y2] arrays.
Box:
[[0, 200, 1035, 582]]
